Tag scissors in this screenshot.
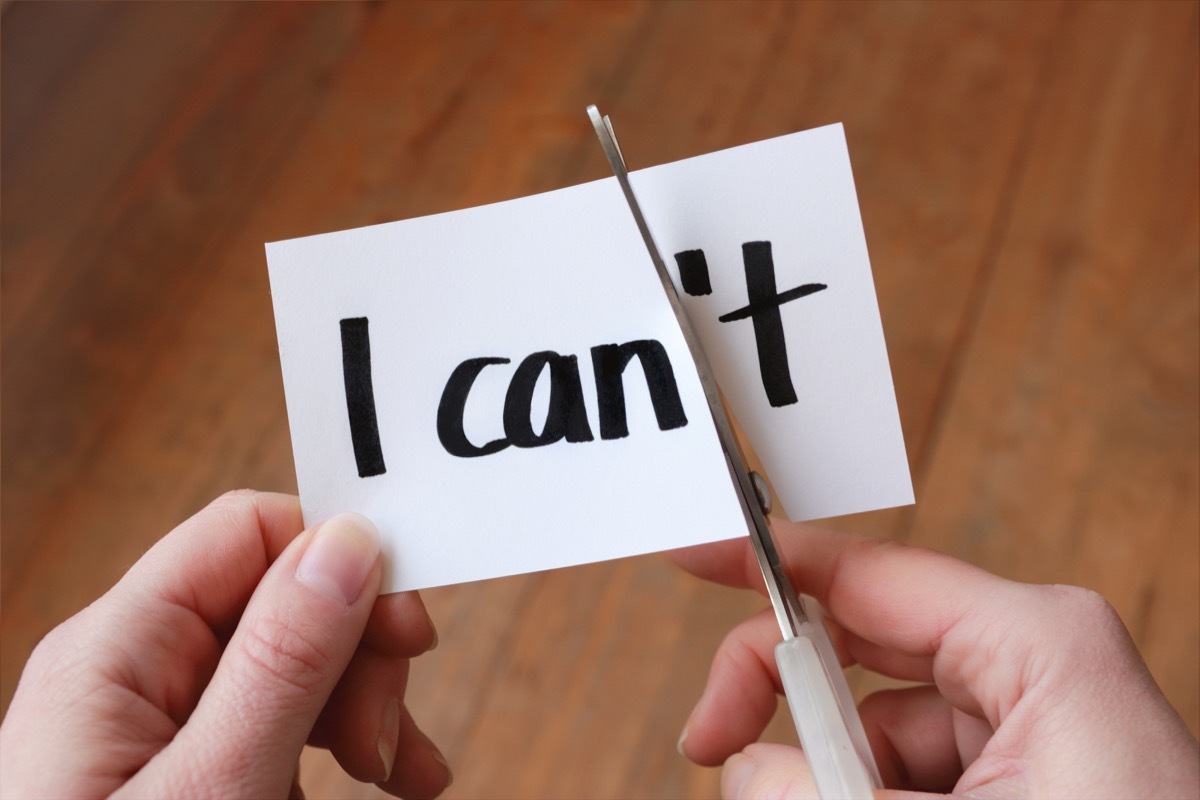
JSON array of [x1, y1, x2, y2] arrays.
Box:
[[588, 105, 883, 800]]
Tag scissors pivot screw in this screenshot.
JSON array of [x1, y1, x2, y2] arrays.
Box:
[[750, 471, 772, 515]]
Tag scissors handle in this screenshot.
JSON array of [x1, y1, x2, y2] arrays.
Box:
[[777, 597, 882, 799]]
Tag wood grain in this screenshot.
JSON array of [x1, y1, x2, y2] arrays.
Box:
[[2, 2, 1196, 798]]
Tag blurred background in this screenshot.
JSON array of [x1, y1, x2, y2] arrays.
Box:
[[2, 2, 1196, 798]]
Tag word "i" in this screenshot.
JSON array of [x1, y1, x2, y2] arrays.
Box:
[[340, 317, 387, 477]]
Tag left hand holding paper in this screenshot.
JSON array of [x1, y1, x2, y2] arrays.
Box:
[[0, 491, 450, 799]]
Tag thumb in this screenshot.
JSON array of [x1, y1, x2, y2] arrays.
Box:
[[722, 743, 818, 800], [723, 743, 936, 800], [157, 512, 382, 797]]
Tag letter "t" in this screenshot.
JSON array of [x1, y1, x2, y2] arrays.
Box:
[[677, 242, 827, 408]]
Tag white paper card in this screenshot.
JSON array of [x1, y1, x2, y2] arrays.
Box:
[[268, 123, 912, 593], [633, 124, 912, 522]]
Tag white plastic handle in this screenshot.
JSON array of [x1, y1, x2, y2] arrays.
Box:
[[775, 597, 881, 800]]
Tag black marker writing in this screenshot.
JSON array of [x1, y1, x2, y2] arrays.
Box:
[[342, 241, 821, 474], [592, 340, 688, 439], [503, 351, 595, 448], [674, 249, 713, 296], [436, 340, 687, 458], [437, 357, 513, 458], [677, 241, 827, 408], [339, 317, 387, 477]]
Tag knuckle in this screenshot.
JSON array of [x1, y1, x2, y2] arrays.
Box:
[[19, 613, 113, 715], [1044, 584, 1123, 632], [29, 622, 72, 665], [237, 613, 334, 696], [717, 632, 759, 678], [26, 612, 91, 678], [713, 613, 781, 695], [205, 489, 261, 525], [1036, 584, 1136, 671], [718, 619, 769, 672], [22, 640, 71, 696], [213, 487, 259, 504]]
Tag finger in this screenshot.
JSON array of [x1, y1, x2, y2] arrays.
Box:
[[722, 743, 931, 800], [691, 522, 1025, 720], [680, 608, 938, 767], [858, 685, 970, 791], [672, 538, 939, 681], [151, 513, 383, 798], [679, 609, 781, 766], [771, 524, 1032, 721], [307, 648, 408, 755], [364, 591, 437, 657], [308, 592, 441, 787], [842, 633, 934, 684], [84, 492, 307, 722], [674, 521, 1010, 657], [309, 591, 439, 775], [669, 537, 766, 594], [308, 650, 413, 781], [722, 743, 816, 800], [680, 522, 1011, 660], [120, 490, 306, 634], [289, 770, 306, 800], [768, 523, 1009, 653], [376, 704, 453, 800], [800, 601, 935, 682]]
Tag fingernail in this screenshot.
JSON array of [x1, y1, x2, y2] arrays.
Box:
[[722, 753, 755, 800], [430, 743, 453, 786], [677, 706, 696, 756], [296, 513, 381, 604], [377, 698, 400, 782], [428, 626, 439, 652]]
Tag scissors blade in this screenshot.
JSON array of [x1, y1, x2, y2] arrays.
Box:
[[587, 107, 884, 797], [586, 105, 807, 639]]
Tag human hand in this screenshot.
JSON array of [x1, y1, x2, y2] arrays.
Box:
[[0, 490, 452, 799], [671, 522, 1200, 799]]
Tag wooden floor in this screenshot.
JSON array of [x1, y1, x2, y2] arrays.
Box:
[[3, 2, 1197, 798]]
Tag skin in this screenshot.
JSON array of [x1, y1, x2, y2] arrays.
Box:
[[2, 494, 1195, 798], [0, 491, 451, 799], [670, 521, 1200, 799]]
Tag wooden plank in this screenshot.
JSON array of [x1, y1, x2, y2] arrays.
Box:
[[1, 2, 244, 339], [799, 0, 1067, 540], [1, 1, 117, 152]]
